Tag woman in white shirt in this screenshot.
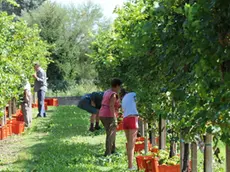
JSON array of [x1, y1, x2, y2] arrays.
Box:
[[121, 89, 139, 171], [22, 80, 32, 127]]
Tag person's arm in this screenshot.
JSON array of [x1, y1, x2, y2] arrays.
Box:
[[109, 94, 116, 118], [24, 90, 29, 103], [33, 70, 46, 83], [90, 93, 96, 107], [91, 100, 96, 107]]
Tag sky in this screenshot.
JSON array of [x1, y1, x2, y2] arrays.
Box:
[[52, 0, 126, 19]]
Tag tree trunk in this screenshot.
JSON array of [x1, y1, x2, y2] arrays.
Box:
[[191, 142, 198, 172], [180, 134, 185, 172], [144, 121, 148, 154], [204, 134, 212, 172], [226, 145, 230, 172], [151, 127, 156, 146], [170, 140, 176, 157], [159, 114, 166, 149], [12, 98, 17, 114], [139, 120, 144, 137], [8, 100, 12, 118], [182, 143, 190, 172]]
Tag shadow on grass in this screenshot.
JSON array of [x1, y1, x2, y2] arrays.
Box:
[[7, 106, 127, 172]]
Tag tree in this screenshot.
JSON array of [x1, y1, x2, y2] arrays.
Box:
[[0, 12, 50, 117], [23, 1, 110, 92], [0, 0, 45, 16], [91, 0, 230, 171]]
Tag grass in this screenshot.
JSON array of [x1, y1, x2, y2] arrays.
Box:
[[0, 106, 130, 172], [0, 106, 226, 172], [46, 82, 100, 97]]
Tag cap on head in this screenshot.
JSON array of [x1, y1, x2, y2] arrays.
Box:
[[34, 62, 40, 67]]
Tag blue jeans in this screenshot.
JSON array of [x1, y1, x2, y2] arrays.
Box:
[[37, 90, 46, 117]]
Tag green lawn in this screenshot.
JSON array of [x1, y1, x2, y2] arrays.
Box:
[[0, 106, 226, 172], [0, 106, 129, 172]]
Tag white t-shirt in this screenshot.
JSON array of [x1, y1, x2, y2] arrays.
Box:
[[122, 92, 138, 118], [24, 81, 31, 91]]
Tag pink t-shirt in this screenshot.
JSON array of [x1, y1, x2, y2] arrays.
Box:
[[99, 89, 120, 117]]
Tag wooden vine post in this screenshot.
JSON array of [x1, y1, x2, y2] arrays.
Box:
[[226, 145, 230, 172], [12, 98, 17, 114], [150, 127, 156, 146], [33, 92, 36, 104], [8, 100, 12, 118], [139, 119, 144, 137], [144, 121, 148, 154], [191, 142, 198, 172], [180, 134, 184, 172], [204, 134, 213, 172], [159, 114, 166, 149]]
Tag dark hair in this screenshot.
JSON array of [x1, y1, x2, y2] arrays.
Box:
[[120, 88, 127, 98], [111, 78, 122, 88]]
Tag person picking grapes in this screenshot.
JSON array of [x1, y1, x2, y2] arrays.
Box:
[[120, 88, 139, 171], [99, 78, 122, 156], [78, 92, 104, 132]]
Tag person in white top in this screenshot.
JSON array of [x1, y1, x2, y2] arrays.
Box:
[[121, 89, 139, 171], [21, 80, 32, 127]]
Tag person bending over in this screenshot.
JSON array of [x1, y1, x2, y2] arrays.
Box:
[[121, 88, 139, 171], [78, 91, 104, 132], [99, 78, 122, 156]]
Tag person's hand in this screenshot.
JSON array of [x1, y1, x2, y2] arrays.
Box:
[[113, 117, 118, 126], [91, 101, 96, 107], [33, 74, 37, 79]]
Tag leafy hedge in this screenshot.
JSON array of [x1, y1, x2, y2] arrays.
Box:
[[90, 0, 230, 144], [0, 12, 50, 116]]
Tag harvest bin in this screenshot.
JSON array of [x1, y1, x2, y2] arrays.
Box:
[[0, 126, 7, 140], [12, 121, 25, 134], [45, 98, 58, 106], [136, 155, 158, 172], [6, 123, 12, 136], [134, 140, 152, 152], [116, 121, 123, 131], [137, 157, 192, 172]]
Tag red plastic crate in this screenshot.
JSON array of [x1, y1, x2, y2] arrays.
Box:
[[32, 103, 38, 108], [134, 141, 152, 152], [136, 155, 154, 171], [6, 123, 12, 136], [0, 126, 7, 140], [45, 98, 58, 106], [116, 121, 123, 131], [12, 121, 24, 134]]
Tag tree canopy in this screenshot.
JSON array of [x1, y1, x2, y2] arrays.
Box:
[[0, 0, 45, 15], [90, 0, 230, 144], [23, 1, 110, 92], [0, 12, 50, 116]]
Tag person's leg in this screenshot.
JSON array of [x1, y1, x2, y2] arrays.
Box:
[[127, 129, 138, 169], [111, 128, 116, 153], [95, 114, 101, 130], [107, 118, 116, 154], [22, 103, 29, 127], [100, 117, 111, 156], [37, 91, 42, 117], [125, 130, 129, 153], [89, 114, 96, 132], [41, 91, 46, 117], [29, 105, 32, 125]]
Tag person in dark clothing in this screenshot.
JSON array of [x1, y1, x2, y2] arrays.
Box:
[[78, 92, 104, 132]]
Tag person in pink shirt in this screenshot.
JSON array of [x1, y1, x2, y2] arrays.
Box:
[[99, 78, 122, 156]]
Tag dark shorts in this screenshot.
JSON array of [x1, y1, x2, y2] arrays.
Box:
[[78, 96, 98, 114]]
